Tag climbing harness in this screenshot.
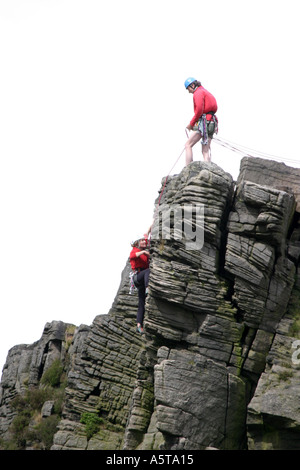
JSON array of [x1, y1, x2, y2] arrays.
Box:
[[129, 271, 142, 294], [129, 267, 145, 294], [129, 271, 137, 294], [194, 113, 219, 145]]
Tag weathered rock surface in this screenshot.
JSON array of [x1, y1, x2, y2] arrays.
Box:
[[238, 157, 300, 211], [0, 321, 76, 440], [1, 157, 300, 450]]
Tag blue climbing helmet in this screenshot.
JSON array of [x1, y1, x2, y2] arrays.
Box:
[[184, 77, 197, 89]]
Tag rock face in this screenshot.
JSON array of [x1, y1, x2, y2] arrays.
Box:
[[0, 321, 76, 441], [1, 157, 300, 450]]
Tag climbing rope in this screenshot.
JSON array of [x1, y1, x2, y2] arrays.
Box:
[[154, 146, 185, 213], [148, 145, 185, 246], [213, 136, 300, 166]]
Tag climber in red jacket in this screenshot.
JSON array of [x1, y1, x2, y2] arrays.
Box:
[[129, 235, 150, 334], [184, 77, 218, 165]]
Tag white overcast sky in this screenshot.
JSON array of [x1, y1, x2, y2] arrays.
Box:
[[0, 0, 300, 374]]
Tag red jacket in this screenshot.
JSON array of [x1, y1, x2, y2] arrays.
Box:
[[130, 247, 149, 271], [190, 86, 218, 127]]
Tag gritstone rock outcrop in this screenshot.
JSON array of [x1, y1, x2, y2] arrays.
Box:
[[1, 157, 300, 450]]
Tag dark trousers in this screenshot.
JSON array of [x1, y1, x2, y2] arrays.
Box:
[[136, 268, 150, 325]]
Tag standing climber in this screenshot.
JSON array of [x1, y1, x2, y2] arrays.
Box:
[[129, 235, 150, 334], [184, 77, 218, 165]]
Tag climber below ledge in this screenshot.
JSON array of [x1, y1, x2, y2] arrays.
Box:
[[184, 77, 218, 165], [129, 234, 150, 335]]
